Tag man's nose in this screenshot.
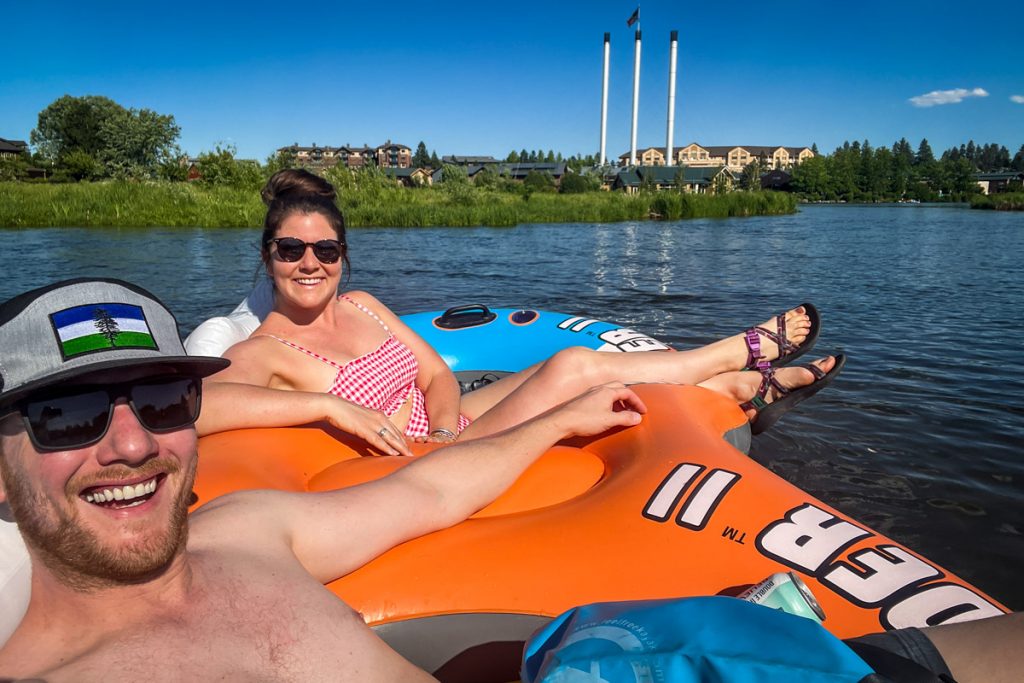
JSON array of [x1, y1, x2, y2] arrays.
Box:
[[95, 401, 159, 466]]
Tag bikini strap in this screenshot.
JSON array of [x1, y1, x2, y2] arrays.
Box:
[[249, 334, 345, 370], [340, 294, 392, 334]]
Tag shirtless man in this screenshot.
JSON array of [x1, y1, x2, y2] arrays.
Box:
[[1, 279, 1020, 682], [0, 278, 646, 681]]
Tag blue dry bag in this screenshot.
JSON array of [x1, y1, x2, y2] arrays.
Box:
[[522, 596, 876, 683]]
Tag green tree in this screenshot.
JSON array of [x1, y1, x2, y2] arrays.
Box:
[[99, 106, 180, 178], [441, 164, 469, 185], [519, 149, 529, 164], [1012, 145, 1024, 172], [429, 151, 440, 169], [506, 150, 520, 163], [473, 166, 499, 189], [412, 141, 430, 168], [790, 155, 831, 198], [265, 148, 297, 175], [915, 139, 935, 166], [30, 95, 179, 178], [523, 170, 555, 193], [739, 159, 762, 191], [31, 95, 124, 161], [559, 172, 598, 194], [196, 144, 263, 188], [61, 149, 101, 181]]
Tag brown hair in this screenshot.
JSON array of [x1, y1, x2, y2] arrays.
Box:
[[259, 169, 349, 275], [260, 168, 336, 206]]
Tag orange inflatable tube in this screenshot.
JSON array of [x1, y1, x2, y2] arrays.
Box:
[[193, 384, 1007, 640]]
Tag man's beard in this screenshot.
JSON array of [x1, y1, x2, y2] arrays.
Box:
[[0, 454, 196, 591]]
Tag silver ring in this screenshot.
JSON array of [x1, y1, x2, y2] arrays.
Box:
[[378, 427, 388, 438]]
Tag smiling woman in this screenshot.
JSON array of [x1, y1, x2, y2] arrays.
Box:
[[196, 169, 843, 455]]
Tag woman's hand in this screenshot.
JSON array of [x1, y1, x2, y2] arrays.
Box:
[[321, 396, 413, 457]]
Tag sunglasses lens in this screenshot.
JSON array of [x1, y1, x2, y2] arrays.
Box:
[[20, 378, 200, 451], [24, 389, 111, 451], [132, 378, 200, 432], [312, 241, 341, 264], [275, 238, 306, 262]]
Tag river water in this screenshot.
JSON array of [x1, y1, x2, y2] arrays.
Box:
[[2, 204, 1021, 610]]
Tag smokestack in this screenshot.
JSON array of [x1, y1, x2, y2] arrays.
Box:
[[600, 33, 610, 166], [665, 30, 678, 167], [629, 29, 642, 166]]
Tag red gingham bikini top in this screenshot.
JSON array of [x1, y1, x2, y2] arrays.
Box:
[[256, 296, 433, 436]]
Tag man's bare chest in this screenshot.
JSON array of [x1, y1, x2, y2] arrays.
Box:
[[45, 571, 372, 682]]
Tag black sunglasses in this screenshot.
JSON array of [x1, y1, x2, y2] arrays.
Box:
[[267, 237, 344, 264], [16, 377, 201, 452]]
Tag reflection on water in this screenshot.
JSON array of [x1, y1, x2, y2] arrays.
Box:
[[2, 204, 1022, 609]]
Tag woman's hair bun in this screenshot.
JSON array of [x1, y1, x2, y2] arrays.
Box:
[[261, 169, 337, 206]]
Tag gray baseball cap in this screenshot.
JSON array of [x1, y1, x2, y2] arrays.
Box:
[[0, 278, 229, 410]]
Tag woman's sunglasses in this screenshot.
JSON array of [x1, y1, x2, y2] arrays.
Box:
[[15, 377, 201, 452], [267, 237, 344, 264]]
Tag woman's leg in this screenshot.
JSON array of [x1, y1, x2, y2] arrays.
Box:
[[459, 306, 814, 439]]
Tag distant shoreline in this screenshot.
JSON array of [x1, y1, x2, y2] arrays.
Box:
[[0, 182, 797, 229]]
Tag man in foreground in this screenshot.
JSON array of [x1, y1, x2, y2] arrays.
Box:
[[0, 279, 1018, 682], [0, 278, 645, 681]]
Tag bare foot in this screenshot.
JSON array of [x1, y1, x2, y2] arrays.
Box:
[[697, 305, 814, 374], [698, 356, 837, 422]]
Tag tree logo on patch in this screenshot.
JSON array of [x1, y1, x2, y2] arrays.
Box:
[[92, 307, 121, 347]]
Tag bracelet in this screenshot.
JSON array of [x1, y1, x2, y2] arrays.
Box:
[[429, 427, 458, 441]]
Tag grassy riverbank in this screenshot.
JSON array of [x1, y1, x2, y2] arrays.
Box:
[[969, 192, 1024, 211], [0, 181, 797, 228]]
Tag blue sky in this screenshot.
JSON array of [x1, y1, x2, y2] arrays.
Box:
[[2, 1, 1021, 161]]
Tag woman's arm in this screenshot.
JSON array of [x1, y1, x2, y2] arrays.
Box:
[[346, 291, 463, 441], [199, 337, 411, 455]]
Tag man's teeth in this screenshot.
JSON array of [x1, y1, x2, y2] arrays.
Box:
[[84, 478, 157, 504]]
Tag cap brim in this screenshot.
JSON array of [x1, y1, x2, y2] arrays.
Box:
[[0, 356, 229, 411]]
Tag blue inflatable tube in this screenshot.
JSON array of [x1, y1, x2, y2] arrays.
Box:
[[400, 304, 671, 374]]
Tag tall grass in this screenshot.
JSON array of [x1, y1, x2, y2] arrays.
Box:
[[969, 192, 1024, 211], [0, 181, 796, 229]]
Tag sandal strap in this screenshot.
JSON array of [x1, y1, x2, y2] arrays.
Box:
[[743, 312, 801, 370], [807, 363, 827, 380], [744, 328, 772, 371], [739, 366, 790, 411]]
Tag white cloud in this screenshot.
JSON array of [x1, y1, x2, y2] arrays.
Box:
[[1011, 95, 1024, 104], [908, 87, 989, 107]]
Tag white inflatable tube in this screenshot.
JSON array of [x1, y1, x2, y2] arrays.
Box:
[[184, 278, 272, 357], [0, 509, 30, 647]]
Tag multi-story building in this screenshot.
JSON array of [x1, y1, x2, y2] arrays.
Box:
[[617, 147, 668, 166], [674, 144, 814, 171], [621, 144, 814, 171], [275, 142, 403, 169], [375, 141, 412, 168]]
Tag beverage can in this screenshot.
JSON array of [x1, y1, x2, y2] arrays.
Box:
[[738, 571, 826, 622]]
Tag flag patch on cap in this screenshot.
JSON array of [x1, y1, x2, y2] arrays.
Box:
[[50, 303, 158, 359]]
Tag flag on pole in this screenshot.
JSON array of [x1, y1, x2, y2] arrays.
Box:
[[626, 7, 639, 27]]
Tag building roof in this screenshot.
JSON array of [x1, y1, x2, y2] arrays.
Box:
[[0, 138, 28, 154], [497, 162, 567, 178], [614, 169, 641, 188], [976, 171, 1024, 181], [377, 141, 410, 152], [442, 155, 499, 164], [635, 166, 727, 184], [382, 167, 416, 178]]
